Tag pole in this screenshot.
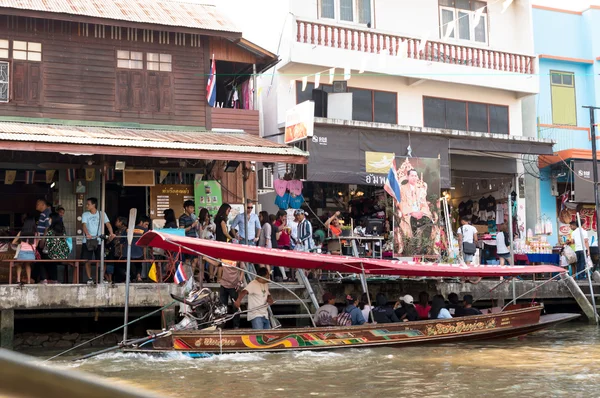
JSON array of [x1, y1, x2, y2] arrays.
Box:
[[252, 63, 258, 111], [584, 107, 600, 243], [99, 163, 107, 282], [508, 191, 516, 303], [360, 263, 374, 323], [242, 163, 249, 247], [123, 208, 137, 343], [442, 197, 456, 262], [577, 212, 598, 323]]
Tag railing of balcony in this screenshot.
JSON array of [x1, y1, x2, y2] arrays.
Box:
[[296, 19, 535, 75]]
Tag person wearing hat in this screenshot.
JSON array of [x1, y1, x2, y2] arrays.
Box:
[[394, 294, 418, 322], [314, 292, 339, 326], [294, 209, 314, 253]]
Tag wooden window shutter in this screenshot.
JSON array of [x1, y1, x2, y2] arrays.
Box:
[[13, 62, 27, 102], [159, 72, 173, 112], [27, 63, 42, 104], [146, 71, 160, 112], [131, 71, 144, 110], [116, 70, 131, 110], [551, 85, 576, 126]]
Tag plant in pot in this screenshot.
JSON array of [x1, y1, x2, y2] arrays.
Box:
[[341, 225, 352, 237]]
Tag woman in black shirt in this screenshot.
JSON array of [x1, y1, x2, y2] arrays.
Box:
[[215, 203, 234, 242], [163, 208, 178, 229]]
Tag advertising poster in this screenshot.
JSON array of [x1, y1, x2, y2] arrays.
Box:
[[284, 100, 315, 144], [194, 180, 223, 216]]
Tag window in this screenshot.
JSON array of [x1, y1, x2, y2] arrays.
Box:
[[550, 71, 576, 126], [295, 82, 397, 124], [147, 53, 172, 72], [0, 40, 8, 59], [320, 0, 372, 25], [423, 96, 509, 134], [117, 50, 143, 69], [0, 61, 8, 102], [13, 41, 41, 62], [439, 0, 487, 44]]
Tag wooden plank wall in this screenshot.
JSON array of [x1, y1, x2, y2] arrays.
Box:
[[211, 107, 259, 135], [213, 161, 257, 204], [0, 18, 206, 127]]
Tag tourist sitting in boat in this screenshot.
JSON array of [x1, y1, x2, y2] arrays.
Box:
[[446, 293, 463, 316], [314, 292, 338, 326], [360, 293, 373, 323], [455, 295, 482, 317], [337, 294, 366, 326], [234, 267, 273, 330], [372, 293, 400, 323], [394, 294, 419, 322], [429, 295, 453, 319], [415, 291, 431, 320]]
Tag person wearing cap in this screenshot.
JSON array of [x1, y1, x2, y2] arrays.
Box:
[[341, 294, 366, 326], [372, 293, 400, 323], [314, 292, 339, 326], [394, 294, 419, 322], [294, 209, 314, 252]]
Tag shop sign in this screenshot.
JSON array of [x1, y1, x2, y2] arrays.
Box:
[[557, 205, 596, 241], [194, 180, 223, 215], [285, 101, 315, 144], [573, 161, 597, 203]]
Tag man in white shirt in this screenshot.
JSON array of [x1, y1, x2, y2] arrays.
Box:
[[234, 267, 273, 329], [567, 221, 589, 280], [457, 216, 478, 265]]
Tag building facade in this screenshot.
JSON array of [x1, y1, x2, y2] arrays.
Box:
[[246, 0, 552, 245], [533, 4, 600, 245]]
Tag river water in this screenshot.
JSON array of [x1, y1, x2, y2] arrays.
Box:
[[48, 324, 598, 398]]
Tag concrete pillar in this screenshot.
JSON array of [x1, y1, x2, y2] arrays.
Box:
[[0, 309, 14, 349], [162, 308, 176, 329], [560, 274, 597, 324]]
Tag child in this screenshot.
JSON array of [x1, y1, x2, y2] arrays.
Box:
[[12, 217, 38, 284]]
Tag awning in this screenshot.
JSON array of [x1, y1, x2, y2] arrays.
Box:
[[137, 231, 566, 277], [0, 122, 308, 164]]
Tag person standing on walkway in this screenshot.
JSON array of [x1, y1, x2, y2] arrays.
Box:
[[567, 221, 589, 280], [82, 197, 115, 285], [231, 200, 261, 246]]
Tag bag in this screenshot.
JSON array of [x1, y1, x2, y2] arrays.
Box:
[[503, 231, 511, 246], [85, 211, 102, 251], [461, 227, 477, 255], [66, 237, 73, 254], [336, 311, 352, 327], [563, 245, 577, 264]]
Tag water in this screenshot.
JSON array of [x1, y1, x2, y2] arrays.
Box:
[[46, 324, 599, 397]]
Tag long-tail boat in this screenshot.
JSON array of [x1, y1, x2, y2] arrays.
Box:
[[124, 232, 579, 356]]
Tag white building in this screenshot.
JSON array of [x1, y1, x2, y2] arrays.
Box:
[[228, 0, 554, 240]]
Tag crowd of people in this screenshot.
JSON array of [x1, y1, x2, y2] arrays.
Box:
[[314, 291, 482, 326]]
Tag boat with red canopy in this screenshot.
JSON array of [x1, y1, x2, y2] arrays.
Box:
[[127, 231, 579, 356]]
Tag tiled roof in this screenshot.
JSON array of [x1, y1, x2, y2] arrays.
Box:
[[0, 0, 240, 33]]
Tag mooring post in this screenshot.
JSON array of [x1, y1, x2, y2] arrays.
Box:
[[161, 308, 176, 330], [0, 309, 14, 349]]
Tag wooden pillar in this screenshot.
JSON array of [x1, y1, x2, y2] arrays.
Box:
[[162, 308, 176, 329], [1, 309, 14, 349]]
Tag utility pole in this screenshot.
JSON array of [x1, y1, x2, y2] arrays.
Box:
[[583, 106, 600, 243]]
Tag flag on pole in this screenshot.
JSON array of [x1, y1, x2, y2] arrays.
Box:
[[383, 159, 401, 204], [4, 170, 15, 185], [148, 262, 159, 283], [66, 169, 76, 182], [174, 260, 188, 284], [46, 170, 56, 184], [25, 171, 35, 184], [206, 55, 217, 107], [106, 168, 115, 181]]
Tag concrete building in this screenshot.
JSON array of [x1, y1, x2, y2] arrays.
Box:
[[533, 4, 600, 245], [235, 0, 553, 244]]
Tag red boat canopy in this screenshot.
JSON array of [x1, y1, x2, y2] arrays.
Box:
[[137, 231, 566, 277]]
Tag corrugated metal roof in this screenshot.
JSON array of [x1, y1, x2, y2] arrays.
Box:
[[0, 122, 308, 157], [0, 0, 240, 33]]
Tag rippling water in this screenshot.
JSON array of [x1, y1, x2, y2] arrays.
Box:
[[45, 324, 599, 397]]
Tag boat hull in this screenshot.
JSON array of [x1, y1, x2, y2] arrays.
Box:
[[142, 305, 579, 355]]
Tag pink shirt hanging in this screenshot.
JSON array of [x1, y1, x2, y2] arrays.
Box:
[[288, 180, 303, 196], [274, 179, 288, 197]]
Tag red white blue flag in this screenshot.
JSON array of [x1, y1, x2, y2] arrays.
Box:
[[66, 169, 76, 182], [174, 260, 188, 284], [383, 159, 401, 204], [206, 56, 217, 107], [25, 170, 35, 184]]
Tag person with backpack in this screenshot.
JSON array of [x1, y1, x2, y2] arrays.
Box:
[[496, 224, 512, 266], [337, 294, 365, 326]]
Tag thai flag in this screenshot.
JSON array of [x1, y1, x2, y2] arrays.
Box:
[[384, 159, 401, 204], [66, 169, 76, 182], [25, 171, 35, 184], [206, 56, 216, 107], [174, 260, 188, 284], [106, 168, 115, 181]]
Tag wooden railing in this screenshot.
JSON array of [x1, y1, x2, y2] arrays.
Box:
[[296, 19, 535, 75]]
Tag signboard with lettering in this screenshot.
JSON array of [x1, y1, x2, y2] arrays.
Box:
[[285, 100, 315, 144], [149, 185, 193, 222], [194, 180, 223, 216]]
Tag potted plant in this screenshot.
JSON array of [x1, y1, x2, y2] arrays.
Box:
[[341, 225, 352, 237]]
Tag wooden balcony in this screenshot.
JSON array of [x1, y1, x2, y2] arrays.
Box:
[[210, 107, 260, 136], [296, 19, 535, 75]]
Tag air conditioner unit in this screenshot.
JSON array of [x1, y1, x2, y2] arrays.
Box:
[[259, 167, 274, 190], [332, 80, 347, 93]]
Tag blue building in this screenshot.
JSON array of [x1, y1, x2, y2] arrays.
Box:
[[533, 4, 600, 245]]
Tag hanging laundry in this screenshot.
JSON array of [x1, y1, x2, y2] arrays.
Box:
[[274, 192, 290, 210], [241, 81, 250, 110], [287, 180, 303, 196], [288, 193, 305, 209], [232, 87, 239, 109], [274, 179, 288, 197]]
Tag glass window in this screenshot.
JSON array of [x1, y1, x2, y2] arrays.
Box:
[[12, 41, 41, 62], [455, 0, 471, 10], [441, 9, 455, 39], [439, 1, 487, 43], [423, 97, 447, 129], [0, 40, 9, 59], [321, 0, 335, 19], [147, 53, 172, 72], [358, 0, 372, 24], [467, 102, 488, 133], [445, 99, 467, 130], [551, 73, 562, 85], [474, 15, 487, 43], [350, 87, 372, 122], [457, 11, 471, 40], [374, 91, 397, 124], [340, 0, 354, 22], [551, 71, 576, 126], [117, 50, 143, 69], [0, 61, 8, 102], [489, 105, 509, 134], [562, 74, 573, 86]]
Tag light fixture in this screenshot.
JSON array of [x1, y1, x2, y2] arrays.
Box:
[[115, 161, 126, 171], [224, 161, 240, 173], [50, 182, 56, 189], [338, 191, 344, 197]]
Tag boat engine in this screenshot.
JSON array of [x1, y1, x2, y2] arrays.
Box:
[[171, 283, 229, 331]]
